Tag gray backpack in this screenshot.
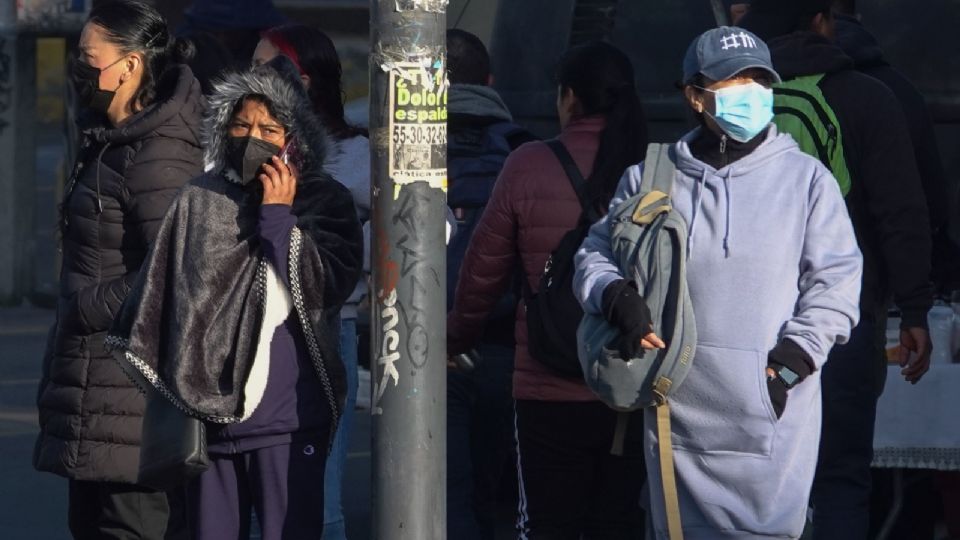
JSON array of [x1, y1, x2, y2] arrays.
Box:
[[577, 143, 696, 540]]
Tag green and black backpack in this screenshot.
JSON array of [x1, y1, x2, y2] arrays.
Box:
[[773, 74, 852, 196]]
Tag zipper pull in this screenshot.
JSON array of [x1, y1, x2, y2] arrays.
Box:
[[720, 134, 728, 155]]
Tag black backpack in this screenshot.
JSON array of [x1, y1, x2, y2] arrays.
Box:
[[523, 140, 602, 378]]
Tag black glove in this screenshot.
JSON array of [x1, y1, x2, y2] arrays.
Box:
[[601, 279, 654, 359], [765, 339, 815, 420]]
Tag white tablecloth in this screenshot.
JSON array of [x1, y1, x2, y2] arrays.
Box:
[[872, 364, 960, 471]]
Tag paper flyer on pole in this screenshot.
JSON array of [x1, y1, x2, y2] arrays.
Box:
[[387, 60, 448, 199]]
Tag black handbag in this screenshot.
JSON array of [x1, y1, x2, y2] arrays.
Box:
[[125, 365, 209, 491]]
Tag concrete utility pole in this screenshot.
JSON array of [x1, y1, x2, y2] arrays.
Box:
[[0, 1, 37, 305], [369, 0, 448, 538]]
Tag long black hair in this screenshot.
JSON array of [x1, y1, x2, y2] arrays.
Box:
[[262, 24, 366, 140], [88, 0, 195, 110], [558, 41, 647, 212]]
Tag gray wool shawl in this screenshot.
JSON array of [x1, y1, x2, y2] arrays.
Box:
[[107, 174, 341, 423]]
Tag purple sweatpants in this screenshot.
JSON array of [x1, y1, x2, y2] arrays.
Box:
[[187, 440, 327, 540]]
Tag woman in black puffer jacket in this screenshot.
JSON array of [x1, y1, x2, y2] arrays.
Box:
[[33, 1, 204, 537]]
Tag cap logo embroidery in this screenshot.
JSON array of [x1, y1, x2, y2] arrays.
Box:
[[720, 32, 758, 50]]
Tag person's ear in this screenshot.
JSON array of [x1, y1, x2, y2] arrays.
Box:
[[684, 86, 705, 114], [121, 53, 142, 83], [812, 11, 835, 39], [486, 74, 495, 87], [563, 88, 582, 116], [300, 73, 311, 89]]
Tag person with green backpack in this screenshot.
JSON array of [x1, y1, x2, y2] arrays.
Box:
[[574, 27, 863, 539], [740, 2, 934, 538]]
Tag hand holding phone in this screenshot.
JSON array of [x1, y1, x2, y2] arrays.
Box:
[[260, 155, 297, 206]]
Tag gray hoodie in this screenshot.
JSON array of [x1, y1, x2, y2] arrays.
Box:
[[575, 125, 863, 538]]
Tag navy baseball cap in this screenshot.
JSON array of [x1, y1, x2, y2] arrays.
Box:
[[682, 26, 781, 85]]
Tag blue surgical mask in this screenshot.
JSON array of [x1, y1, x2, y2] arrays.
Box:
[[698, 82, 774, 143]]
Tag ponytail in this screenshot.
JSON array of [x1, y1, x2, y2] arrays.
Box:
[[557, 41, 648, 213], [591, 83, 647, 210]]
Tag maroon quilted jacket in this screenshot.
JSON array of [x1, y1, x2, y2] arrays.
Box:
[[447, 116, 604, 401]]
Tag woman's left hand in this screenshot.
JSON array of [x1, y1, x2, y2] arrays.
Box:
[[260, 156, 297, 206]]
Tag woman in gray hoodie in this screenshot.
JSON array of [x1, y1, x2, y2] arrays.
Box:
[[574, 27, 863, 539]]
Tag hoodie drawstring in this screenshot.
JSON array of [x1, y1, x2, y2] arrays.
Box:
[[686, 168, 708, 258], [94, 142, 110, 215], [686, 168, 734, 259], [722, 169, 733, 258]]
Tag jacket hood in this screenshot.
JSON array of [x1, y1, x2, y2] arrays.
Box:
[[673, 124, 801, 258], [86, 64, 204, 148], [448, 84, 513, 122], [204, 55, 332, 178], [833, 14, 887, 70], [765, 31, 854, 80], [674, 124, 798, 178]]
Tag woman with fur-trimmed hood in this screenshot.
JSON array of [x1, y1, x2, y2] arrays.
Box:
[[107, 56, 363, 539]]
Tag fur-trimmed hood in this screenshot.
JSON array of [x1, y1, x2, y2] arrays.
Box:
[[203, 55, 332, 177]]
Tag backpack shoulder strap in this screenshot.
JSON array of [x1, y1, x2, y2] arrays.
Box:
[[658, 403, 684, 540], [546, 139, 600, 223], [641, 143, 676, 196]]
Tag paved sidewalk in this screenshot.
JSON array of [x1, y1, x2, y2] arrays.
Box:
[[0, 307, 68, 539]]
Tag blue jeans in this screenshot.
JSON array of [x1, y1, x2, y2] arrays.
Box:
[[811, 317, 884, 540], [321, 318, 359, 540], [447, 343, 516, 540]]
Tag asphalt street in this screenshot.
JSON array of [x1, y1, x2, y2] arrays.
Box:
[[0, 307, 373, 540]]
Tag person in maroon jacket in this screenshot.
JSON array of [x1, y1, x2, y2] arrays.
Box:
[[447, 41, 649, 538]]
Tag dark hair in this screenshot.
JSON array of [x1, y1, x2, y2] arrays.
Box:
[[180, 30, 233, 95], [447, 29, 490, 85], [88, 0, 195, 109], [262, 24, 365, 140], [832, 0, 856, 16], [231, 94, 284, 129], [558, 41, 647, 212], [742, 0, 836, 39]]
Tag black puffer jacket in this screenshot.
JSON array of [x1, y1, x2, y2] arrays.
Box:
[[834, 15, 960, 292], [35, 65, 205, 483], [760, 31, 933, 330]]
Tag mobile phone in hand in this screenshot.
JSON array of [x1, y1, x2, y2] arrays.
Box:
[[278, 139, 293, 165]]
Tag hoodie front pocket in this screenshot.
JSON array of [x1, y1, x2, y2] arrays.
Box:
[[669, 344, 777, 457]]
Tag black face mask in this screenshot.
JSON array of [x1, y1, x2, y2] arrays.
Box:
[[69, 55, 124, 114], [225, 136, 282, 185]]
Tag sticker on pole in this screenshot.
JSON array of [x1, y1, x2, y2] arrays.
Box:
[[395, 0, 449, 13], [388, 60, 448, 199]]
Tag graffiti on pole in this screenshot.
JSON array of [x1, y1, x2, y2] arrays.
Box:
[[371, 187, 440, 415], [373, 288, 401, 416], [393, 188, 433, 370]]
